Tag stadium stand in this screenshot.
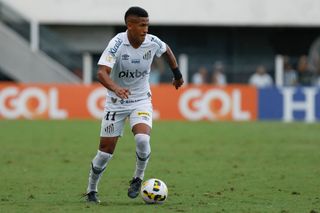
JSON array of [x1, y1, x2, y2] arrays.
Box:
[[1, 0, 320, 84]]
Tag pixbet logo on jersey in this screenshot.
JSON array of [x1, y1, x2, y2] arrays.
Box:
[[178, 87, 257, 121], [119, 70, 148, 78]]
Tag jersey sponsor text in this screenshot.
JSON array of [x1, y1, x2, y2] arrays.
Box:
[[118, 70, 148, 78]]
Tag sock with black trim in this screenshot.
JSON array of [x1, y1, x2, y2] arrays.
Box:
[[133, 134, 151, 179], [87, 150, 112, 193]]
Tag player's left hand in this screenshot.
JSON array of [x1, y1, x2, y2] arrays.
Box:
[[172, 78, 184, 90]]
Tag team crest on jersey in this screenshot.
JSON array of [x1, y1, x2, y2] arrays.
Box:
[[122, 54, 129, 60], [105, 123, 114, 134], [143, 50, 152, 60]]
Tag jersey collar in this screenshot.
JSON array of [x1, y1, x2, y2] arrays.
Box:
[[123, 31, 131, 45], [124, 30, 148, 46]]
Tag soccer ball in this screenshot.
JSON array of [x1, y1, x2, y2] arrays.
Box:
[[140, 178, 168, 204]]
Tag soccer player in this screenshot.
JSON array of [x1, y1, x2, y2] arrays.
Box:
[[85, 6, 184, 203]]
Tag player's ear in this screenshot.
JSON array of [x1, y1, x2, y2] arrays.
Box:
[[126, 21, 133, 30]]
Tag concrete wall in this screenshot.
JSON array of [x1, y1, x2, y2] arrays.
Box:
[[0, 22, 81, 83], [2, 0, 320, 26], [47, 26, 115, 53]]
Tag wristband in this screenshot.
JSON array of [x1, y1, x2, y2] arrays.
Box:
[[172, 68, 182, 80]]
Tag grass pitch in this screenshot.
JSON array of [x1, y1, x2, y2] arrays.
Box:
[[0, 120, 319, 213]]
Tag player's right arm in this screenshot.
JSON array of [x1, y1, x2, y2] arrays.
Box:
[[97, 65, 130, 99], [97, 34, 130, 99]]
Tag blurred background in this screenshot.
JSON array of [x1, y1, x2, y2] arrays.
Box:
[[1, 2, 319, 212], [0, 0, 320, 122]]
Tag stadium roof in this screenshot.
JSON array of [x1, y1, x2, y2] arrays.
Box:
[[2, 0, 320, 26]]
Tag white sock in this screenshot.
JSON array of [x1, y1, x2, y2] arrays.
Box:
[[87, 150, 112, 193], [134, 134, 151, 180]]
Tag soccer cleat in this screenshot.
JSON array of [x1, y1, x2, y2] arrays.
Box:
[[85, 191, 100, 204], [128, 177, 142, 198]]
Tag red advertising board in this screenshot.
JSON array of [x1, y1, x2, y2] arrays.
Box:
[[0, 83, 257, 120]]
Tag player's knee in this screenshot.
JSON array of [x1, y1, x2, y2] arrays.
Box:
[[91, 150, 113, 174], [135, 134, 151, 159], [99, 144, 115, 154], [99, 138, 117, 154]]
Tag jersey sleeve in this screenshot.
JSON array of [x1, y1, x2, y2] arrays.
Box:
[[97, 36, 123, 68], [151, 36, 167, 57]]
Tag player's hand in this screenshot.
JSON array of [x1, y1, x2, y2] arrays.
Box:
[[172, 78, 184, 90], [114, 87, 131, 99]]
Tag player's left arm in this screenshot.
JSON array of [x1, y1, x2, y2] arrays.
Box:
[[162, 44, 184, 90]]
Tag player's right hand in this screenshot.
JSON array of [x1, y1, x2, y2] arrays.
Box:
[[114, 87, 131, 99]]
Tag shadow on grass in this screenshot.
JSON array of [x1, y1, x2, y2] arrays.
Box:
[[100, 200, 145, 206]]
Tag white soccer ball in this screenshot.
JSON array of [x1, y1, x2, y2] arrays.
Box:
[[140, 178, 168, 204]]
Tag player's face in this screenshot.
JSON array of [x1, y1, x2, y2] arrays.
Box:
[[127, 16, 149, 44]]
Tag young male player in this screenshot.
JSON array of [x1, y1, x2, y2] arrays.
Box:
[[85, 6, 184, 203]]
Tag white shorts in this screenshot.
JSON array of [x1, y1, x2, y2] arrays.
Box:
[[100, 97, 153, 137]]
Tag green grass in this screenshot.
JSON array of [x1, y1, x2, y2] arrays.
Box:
[[0, 120, 319, 213]]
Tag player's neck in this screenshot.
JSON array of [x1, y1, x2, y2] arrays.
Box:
[[127, 33, 142, 49]]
